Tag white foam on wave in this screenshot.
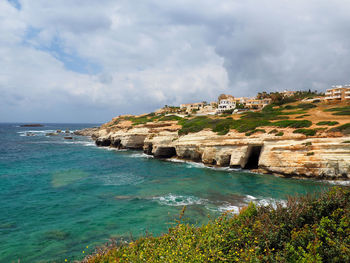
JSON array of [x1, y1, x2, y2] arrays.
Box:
[[245, 195, 257, 200], [213, 195, 286, 214], [166, 158, 188, 163], [129, 153, 154, 158], [153, 194, 207, 206], [63, 140, 95, 147], [256, 198, 287, 208], [325, 180, 350, 186], [217, 204, 240, 214], [166, 158, 242, 172], [17, 130, 56, 136]]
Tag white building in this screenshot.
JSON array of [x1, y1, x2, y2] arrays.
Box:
[[217, 96, 236, 113], [325, 85, 350, 101]]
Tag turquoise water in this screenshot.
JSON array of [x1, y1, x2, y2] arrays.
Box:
[[0, 123, 333, 262]]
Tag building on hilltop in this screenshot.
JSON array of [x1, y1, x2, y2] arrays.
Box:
[[281, 90, 297, 97], [217, 95, 236, 113], [197, 102, 217, 115], [217, 94, 272, 113], [245, 98, 272, 110], [325, 85, 350, 101], [180, 102, 206, 113]]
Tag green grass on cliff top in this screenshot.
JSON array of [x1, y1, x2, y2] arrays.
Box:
[[82, 187, 350, 263], [114, 103, 321, 136], [324, 106, 350, 116], [178, 105, 313, 135]]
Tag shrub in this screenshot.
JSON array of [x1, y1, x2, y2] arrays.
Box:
[[297, 103, 317, 110], [269, 129, 278, 134], [316, 121, 339, 126], [178, 116, 213, 135], [273, 120, 312, 128], [159, 115, 183, 121], [295, 114, 311, 119], [275, 132, 284, 136], [330, 123, 350, 135], [245, 129, 266, 136], [221, 109, 234, 114], [306, 152, 315, 156], [324, 106, 350, 116], [284, 105, 298, 110], [178, 117, 236, 135], [83, 187, 350, 263], [302, 142, 312, 146], [293, 129, 317, 136]]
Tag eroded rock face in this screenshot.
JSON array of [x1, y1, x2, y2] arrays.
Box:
[[202, 147, 232, 166], [153, 147, 177, 158], [259, 139, 350, 179], [229, 146, 249, 168], [95, 137, 111, 146], [79, 122, 350, 179]]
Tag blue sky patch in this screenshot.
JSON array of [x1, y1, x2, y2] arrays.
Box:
[[7, 0, 21, 10], [23, 27, 102, 75]]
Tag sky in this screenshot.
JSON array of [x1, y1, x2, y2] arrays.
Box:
[[1, 0, 350, 123]]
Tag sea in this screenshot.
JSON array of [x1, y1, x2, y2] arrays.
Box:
[[0, 123, 341, 262]]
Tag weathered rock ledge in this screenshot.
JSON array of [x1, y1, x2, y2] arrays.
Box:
[[79, 126, 350, 180]]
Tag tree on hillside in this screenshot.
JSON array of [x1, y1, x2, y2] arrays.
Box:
[[218, 94, 228, 101]]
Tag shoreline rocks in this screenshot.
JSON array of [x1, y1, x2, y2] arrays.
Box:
[[76, 125, 350, 180]]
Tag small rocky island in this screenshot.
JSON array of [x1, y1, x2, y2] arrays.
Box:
[[20, 124, 44, 127]]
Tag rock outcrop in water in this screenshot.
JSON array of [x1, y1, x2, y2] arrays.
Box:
[[78, 121, 350, 180]]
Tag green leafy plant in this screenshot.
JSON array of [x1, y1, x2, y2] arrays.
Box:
[[302, 142, 312, 146], [83, 187, 350, 263], [273, 120, 312, 128], [293, 129, 317, 136], [245, 129, 266, 136], [324, 106, 350, 115], [316, 121, 339, 126], [159, 115, 183, 121], [330, 123, 350, 135]]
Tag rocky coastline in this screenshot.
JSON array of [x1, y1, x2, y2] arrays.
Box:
[[78, 121, 350, 180]]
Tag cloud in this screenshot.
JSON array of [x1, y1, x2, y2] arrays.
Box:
[[1, 0, 350, 122]]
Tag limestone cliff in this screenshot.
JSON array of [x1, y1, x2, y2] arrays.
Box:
[[80, 119, 350, 180]]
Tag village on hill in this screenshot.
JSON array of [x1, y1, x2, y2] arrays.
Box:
[[154, 84, 350, 116]]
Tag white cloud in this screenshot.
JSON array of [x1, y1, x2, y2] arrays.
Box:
[[1, 0, 350, 122]]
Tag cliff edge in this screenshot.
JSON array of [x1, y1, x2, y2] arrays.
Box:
[[81, 102, 350, 179]]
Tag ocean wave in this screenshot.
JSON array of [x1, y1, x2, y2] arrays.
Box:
[[255, 198, 287, 208], [166, 158, 242, 172], [153, 194, 207, 206], [17, 130, 55, 134], [17, 130, 57, 136], [325, 180, 350, 186], [128, 153, 154, 158], [63, 140, 95, 147], [211, 195, 286, 214], [217, 204, 240, 214], [245, 195, 257, 200]]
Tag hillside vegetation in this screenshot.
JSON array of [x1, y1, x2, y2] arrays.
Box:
[[104, 101, 350, 137], [83, 187, 350, 263]]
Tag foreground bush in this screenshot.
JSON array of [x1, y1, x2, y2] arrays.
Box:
[[83, 187, 350, 263]]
